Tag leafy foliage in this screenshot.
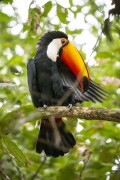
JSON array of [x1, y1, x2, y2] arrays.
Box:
[[2, 135, 27, 166], [0, 0, 120, 179]]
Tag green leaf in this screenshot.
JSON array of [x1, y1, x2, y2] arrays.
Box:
[[57, 4, 68, 24], [57, 165, 76, 180], [0, 138, 4, 159], [0, 12, 11, 23], [8, 56, 24, 66], [42, 1, 52, 16], [95, 51, 114, 58], [2, 135, 27, 166], [69, 0, 73, 6], [2, 0, 13, 4], [66, 27, 82, 35]]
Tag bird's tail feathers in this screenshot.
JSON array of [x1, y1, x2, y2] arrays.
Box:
[[36, 118, 76, 157]]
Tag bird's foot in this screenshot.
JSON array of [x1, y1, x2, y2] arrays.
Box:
[[68, 104, 73, 110]]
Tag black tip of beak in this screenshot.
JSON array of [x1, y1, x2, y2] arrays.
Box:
[[83, 76, 89, 92]]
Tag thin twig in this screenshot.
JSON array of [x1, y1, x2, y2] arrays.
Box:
[[2, 145, 24, 180], [50, 116, 62, 147], [88, 30, 102, 64], [10, 156, 24, 180], [0, 168, 10, 180], [57, 73, 80, 106], [30, 156, 46, 180], [79, 150, 92, 180]]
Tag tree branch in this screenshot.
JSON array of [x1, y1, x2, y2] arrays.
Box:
[[1, 106, 120, 135], [38, 106, 120, 122]]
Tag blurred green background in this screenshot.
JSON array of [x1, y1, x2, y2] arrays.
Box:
[[0, 0, 120, 179]]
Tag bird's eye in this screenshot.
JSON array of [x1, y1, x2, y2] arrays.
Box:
[[61, 40, 65, 44]]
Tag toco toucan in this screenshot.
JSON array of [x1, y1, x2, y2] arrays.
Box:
[[27, 31, 107, 157]]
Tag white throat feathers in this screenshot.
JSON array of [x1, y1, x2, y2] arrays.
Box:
[[47, 39, 63, 62]]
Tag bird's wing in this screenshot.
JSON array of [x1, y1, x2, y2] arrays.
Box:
[[57, 58, 107, 103], [27, 59, 41, 107]]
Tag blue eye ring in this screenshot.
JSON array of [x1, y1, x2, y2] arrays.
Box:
[[61, 40, 65, 44]]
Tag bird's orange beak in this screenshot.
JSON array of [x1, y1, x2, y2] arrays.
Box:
[[60, 41, 90, 92]]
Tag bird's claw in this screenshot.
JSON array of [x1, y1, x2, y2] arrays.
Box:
[[68, 104, 73, 109]]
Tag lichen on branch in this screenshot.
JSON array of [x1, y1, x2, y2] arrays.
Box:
[[38, 106, 120, 122]]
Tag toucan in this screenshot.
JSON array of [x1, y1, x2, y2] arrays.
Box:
[[27, 31, 107, 157]]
